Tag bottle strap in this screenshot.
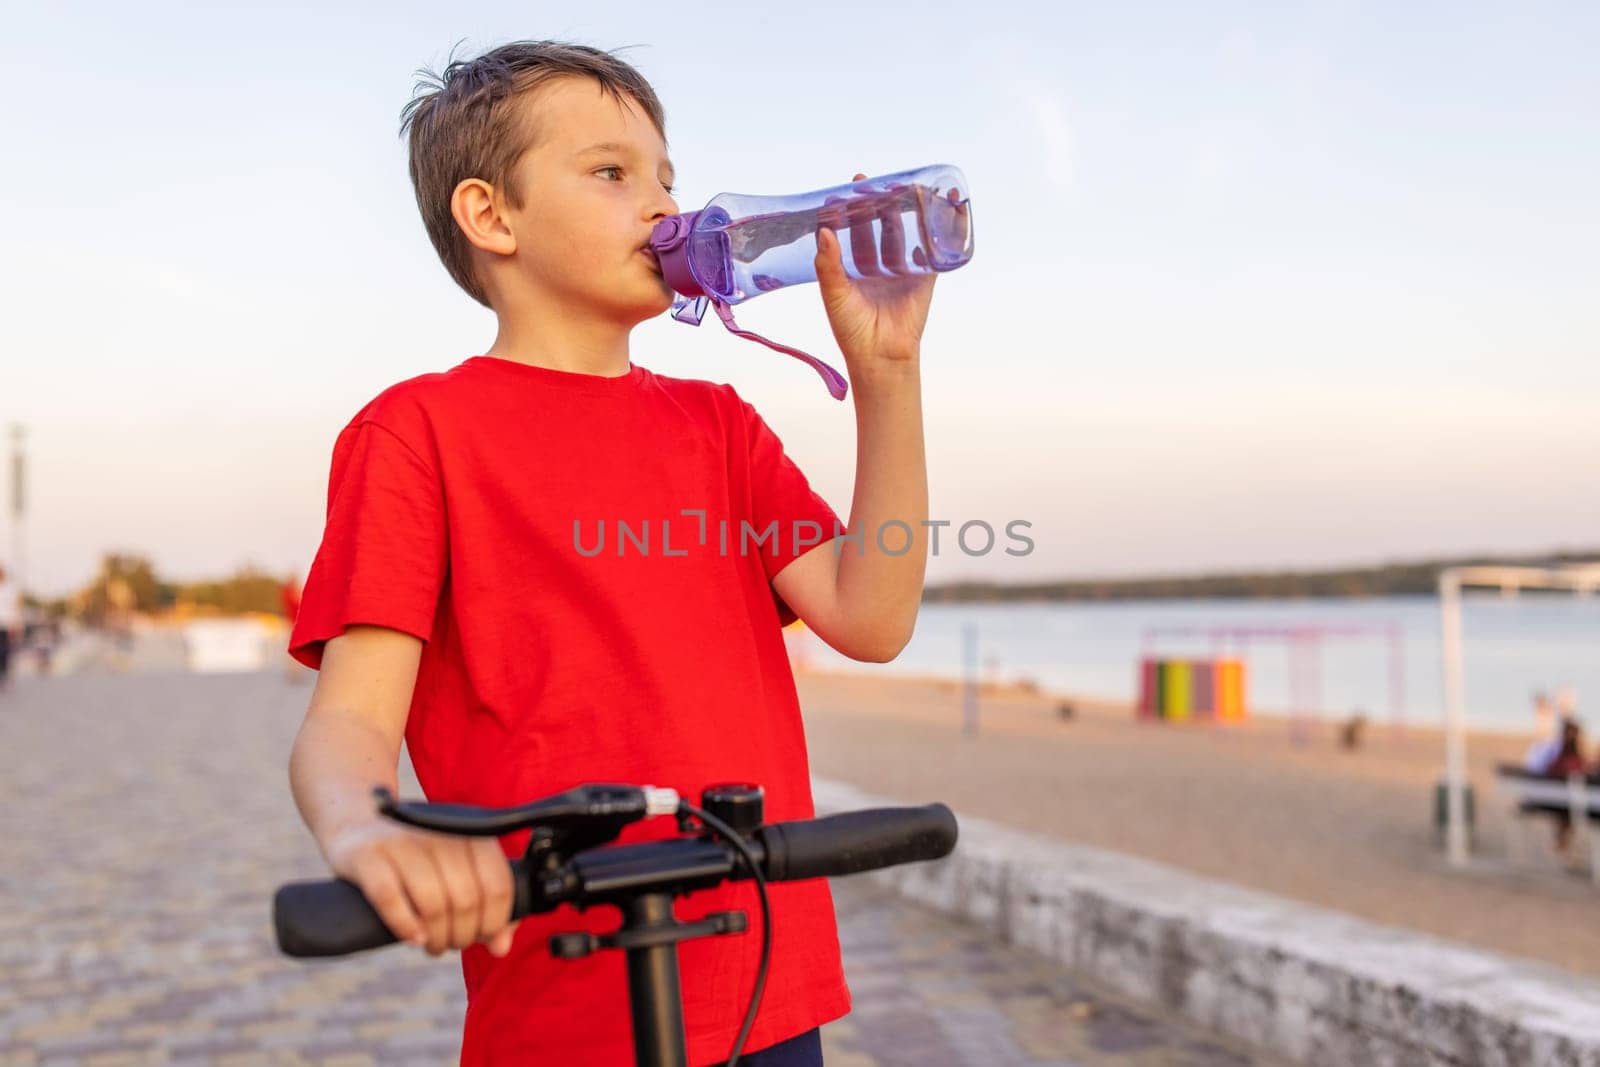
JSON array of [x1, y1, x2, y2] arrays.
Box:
[[710, 299, 850, 401]]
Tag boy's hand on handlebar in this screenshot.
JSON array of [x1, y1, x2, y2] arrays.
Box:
[[323, 818, 519, 958]]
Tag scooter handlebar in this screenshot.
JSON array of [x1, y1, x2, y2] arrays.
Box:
[[272, 804, 958, 958]]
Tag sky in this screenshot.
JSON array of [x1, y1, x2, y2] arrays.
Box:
[[2, 1, 1598, 597]]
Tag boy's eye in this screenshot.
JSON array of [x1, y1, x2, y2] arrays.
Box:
[[597, 165, 676, 195]]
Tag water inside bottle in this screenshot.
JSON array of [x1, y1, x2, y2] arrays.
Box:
[[698, 176, 972, 303]]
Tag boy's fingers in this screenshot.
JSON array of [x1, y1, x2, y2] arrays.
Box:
[[841, 173, 878, 277], [878, 202, 908, 275], [813, 228, 838, 286], [352, 851, 424, 946], [814, 191, 854, 289], [391, 836, 451, 954], [470, 837, 515, 936], [850, 213, 881, 277], [434, 838, 482, 950], [457, 836, 505, 949], [487, 920, 519, 958]]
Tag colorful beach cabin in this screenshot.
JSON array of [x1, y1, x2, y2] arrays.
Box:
[[1137, 658, 1247, 722]]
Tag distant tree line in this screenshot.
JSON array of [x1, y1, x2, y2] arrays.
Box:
[[28, 546, 1597, 618], [923, 548, 1600, 603], [27, 553, 292, 622]]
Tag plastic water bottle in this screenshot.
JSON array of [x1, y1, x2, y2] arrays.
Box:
[[652, 163, 973, 304], [649, 164, 974, 401]]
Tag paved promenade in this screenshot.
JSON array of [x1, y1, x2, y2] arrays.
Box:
[[0, 667, 1280, 1066]]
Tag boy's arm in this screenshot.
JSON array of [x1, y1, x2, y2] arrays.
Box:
[[288, 625, 517, 958], [772, 185, 941, 663], [288, 624, 419, 855], [772, 363, 927, 663]]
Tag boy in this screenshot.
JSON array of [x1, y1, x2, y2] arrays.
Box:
[[287, 40, 937, 1066]]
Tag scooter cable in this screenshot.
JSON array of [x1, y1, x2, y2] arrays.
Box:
[[681, 801, 772, 1067]]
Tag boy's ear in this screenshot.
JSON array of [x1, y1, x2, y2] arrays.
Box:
[[450, 178, 517, 256]]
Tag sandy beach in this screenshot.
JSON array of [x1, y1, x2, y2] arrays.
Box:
[[794, 666, 1600, 979]]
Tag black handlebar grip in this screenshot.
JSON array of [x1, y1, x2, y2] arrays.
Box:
[[274, 859, 537, 958], [757, 804, 958, 883], [274, 877, 396, 958]]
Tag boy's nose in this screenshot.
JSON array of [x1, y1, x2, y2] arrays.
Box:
[[645, 186, 679, 222]]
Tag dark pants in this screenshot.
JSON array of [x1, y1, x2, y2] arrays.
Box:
[[710, 1027, 822, 1067], [0, 629, 11, 684]]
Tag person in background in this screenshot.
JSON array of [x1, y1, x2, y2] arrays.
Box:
[[279, 573, 306, 684], [1555, 683, 1578, 722], [1545, 716, 1588, 854], [0, 564, 18, 690], [1524, 691, 1561, 773]]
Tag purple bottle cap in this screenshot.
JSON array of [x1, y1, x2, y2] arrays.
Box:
[[649, 214, 849, 401]]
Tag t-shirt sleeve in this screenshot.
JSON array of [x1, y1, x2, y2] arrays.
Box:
[[287, 418, 448, 670], [740, 399, 843, 628]]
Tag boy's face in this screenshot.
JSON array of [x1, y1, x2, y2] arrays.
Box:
[[496, 76, 679, 325]]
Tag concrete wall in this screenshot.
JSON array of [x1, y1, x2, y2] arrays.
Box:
[[812, 778, 1600, 1066]]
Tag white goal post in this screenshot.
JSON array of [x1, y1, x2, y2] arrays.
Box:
[[1439, 562, 1600, 867]]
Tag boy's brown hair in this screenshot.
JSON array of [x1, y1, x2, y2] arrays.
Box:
[[398, 40, 668, 308]]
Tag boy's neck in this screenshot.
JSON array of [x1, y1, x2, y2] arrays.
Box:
[[483, 305, 633, 378]]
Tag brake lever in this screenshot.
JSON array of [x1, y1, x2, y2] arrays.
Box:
[[373, 784, 683, 866]]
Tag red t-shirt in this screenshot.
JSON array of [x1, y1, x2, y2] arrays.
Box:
[[289, 355, 852, 1064]]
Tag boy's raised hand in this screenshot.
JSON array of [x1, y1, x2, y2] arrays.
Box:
[[813, 171, 946, 371], [324, 816, 519, 958]]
